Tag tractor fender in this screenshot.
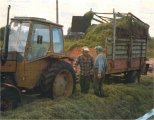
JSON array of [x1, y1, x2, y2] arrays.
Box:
[[60, 56, 74, 65]]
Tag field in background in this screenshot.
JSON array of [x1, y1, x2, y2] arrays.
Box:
[[147, 38, 154, 58], [1, 72, 153, 119]]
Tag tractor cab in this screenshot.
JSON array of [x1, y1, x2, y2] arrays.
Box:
[[7, 17, 64, 62]]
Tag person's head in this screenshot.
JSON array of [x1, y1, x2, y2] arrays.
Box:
[[82, 46, 89, 57], [95, 46, 103, 54]]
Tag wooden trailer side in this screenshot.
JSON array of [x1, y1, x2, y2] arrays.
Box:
[[106, 38, 147, 74]]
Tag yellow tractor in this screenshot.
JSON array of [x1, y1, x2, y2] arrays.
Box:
[[0, 6, 76, 111]]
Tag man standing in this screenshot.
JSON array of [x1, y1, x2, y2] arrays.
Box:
[[75, 46, 93, 93], [94, 46, 107, 97]]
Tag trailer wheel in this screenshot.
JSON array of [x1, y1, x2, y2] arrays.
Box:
[[40, 61, 76, 99], [125, 71, 140, 83], [0, 86, 21, 111]]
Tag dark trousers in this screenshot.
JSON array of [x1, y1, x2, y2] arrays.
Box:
[[94, 72, 105, 97], [80, 75, 90, 93]]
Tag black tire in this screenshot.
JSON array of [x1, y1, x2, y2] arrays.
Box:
[[39, 60, 76, 99], [0, 87, 21, 111], [125, 71, 140, 83]]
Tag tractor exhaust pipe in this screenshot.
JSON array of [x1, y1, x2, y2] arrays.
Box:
[[2, 5, 11, 64]]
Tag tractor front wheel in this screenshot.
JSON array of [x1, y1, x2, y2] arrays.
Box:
[[0, 85, 21, 111]]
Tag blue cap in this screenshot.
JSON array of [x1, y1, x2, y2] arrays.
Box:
[[95, 46, 103, 52]]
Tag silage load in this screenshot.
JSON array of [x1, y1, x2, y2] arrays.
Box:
[[65, 13, 149, 51], [80, 16, 132, 47]]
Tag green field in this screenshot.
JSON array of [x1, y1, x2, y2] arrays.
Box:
[[147, 38, 154, 58], [1, 73, 153, 119]]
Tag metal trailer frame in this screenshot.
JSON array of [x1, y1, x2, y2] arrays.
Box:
[[92, 10, 149, 75]]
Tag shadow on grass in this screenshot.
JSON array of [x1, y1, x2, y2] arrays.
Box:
[[104, 75, 126, 84]]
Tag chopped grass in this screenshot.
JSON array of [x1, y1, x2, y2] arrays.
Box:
[[1, 73, 153, 119], [65, 14, 151, 53]]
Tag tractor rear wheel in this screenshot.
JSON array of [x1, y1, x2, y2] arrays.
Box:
[[40, 61, 76, 99]]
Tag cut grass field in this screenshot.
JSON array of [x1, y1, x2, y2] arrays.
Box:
[[1, 72, 153, 119]]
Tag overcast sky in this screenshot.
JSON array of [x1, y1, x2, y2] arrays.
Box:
[[0, 0, 154, 36]]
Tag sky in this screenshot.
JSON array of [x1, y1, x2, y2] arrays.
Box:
[[0, 0, 154, 36]]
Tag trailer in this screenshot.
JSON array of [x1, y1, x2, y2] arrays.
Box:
[[69, 10, 149, 83]]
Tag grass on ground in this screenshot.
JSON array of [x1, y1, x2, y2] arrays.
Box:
[[1, 73, 153, 119]]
